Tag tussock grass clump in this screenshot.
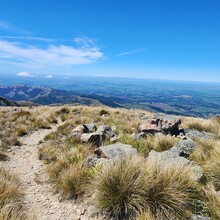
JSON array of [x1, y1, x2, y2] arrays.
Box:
[[44, 143, 92, 197], [0, 167, 31, 220], [191, 139, 220, 190], [153, 135, 177, 152], [204, 184, 220, 219], [56, 107, 70, 115], [203, 147, 220, 190], [56, 162, 90, 198], [188, 121, 213, 133], [190, 139, 218, 164], [15, 126, 28, 137], [92, 156, 197, 219], [92, 157, 146, 219], [46, 158, 70, 180], [181, 116, 220, 136], [135, 209, 156, 220], [13, 110, 31, 119], [38, 144, 61, 163], [0, 152, 9, 161], [143, 157, 197, 219], [0, 167, 22, 207], [32, 119, 51, 129]]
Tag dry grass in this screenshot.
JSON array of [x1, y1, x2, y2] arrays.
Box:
[[136, 209, 156, 220], [56, 162, 90, 198], [91, 156, 147, 219], [92, 156, 198, 219], [190, 139, 218, 164], [191, 139, 220, 190], [0, 167, 30, 220], [0, 152, 8, 161], [203, 146, 220, 191], [153, 135, 177, 151], [0, 107, 59, 148], [2, 105, 219, 219], [203, 184, 220, 219], [181, 116, 220, 136]]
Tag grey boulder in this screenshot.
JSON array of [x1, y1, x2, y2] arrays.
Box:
[[94, 143, 137, 159]]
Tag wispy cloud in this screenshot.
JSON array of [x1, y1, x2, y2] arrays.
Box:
[[0, 37, 104, 68], [0, 21, 32, 35], [46, 74, 53, 78], [0, 35, 54, 42], [117, 48, 145, 56], [16, 72, 33, 77]]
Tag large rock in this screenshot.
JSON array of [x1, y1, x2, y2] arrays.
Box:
[[139, 114, 181, 135], [80, 124, 118, 146], [80, 133, 102, 147], [96, 125, 115, 139], [84, 123, 97, 132], [72, 124, 89, 137], [94, 143, 137, 159]]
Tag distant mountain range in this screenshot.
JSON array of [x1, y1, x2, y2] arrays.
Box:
[[0, 85, 121, 107]]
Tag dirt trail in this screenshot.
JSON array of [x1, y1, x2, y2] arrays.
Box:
[[2, 122, 86, 220]]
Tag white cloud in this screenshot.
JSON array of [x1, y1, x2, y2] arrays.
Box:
[[46, 74, 53, 78], [0, 38, 103, 68], [117, 48, 145, 56], [16, 72, 33, 77]]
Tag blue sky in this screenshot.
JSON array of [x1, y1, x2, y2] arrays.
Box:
[[0, 0, 220, 82]]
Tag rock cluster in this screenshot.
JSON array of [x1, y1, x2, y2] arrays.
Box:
[[73, 113, 214, 220], [72, 124, 118, 147], [139, 113, 181, 135]]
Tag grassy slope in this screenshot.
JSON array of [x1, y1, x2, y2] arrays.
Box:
[[0, 105, 220, 219]]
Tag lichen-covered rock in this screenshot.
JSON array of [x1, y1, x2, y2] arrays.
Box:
[[94, 143, 137, 159], [184, 129, 214, 140], [169, 138, 197, 158], [148, 149, 204, 182]]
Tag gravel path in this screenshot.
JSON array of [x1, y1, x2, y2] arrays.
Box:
[[2, 122, 88, 220]]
